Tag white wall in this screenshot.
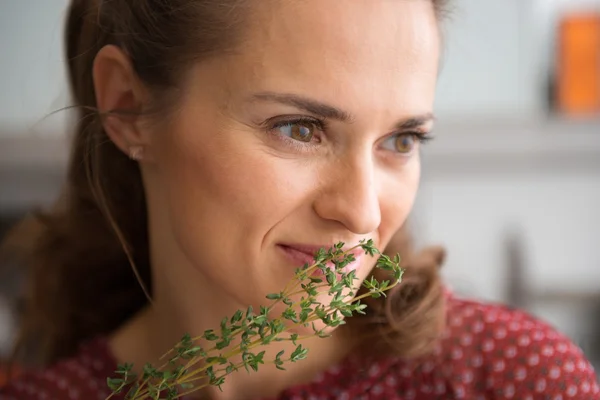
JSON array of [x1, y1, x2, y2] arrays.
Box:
[[416, 174, 600, 299], [434, 0, 543, 119], [0, 0, 70, 134]]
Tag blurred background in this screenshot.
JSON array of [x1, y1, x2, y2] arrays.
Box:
[[0, 0, 599, 380]]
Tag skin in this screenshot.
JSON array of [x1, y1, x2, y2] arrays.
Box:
[[93, 0, 441, 398]]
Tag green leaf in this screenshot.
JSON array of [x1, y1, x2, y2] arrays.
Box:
[[290, 345, 308, 362], [142, 363, 159, 379], [107, 377, 124, 392], [314, 305, 328, 319], [339, 307, 353, 317], [266, 292, 282, 300], [325, 270, 336, 285], [282, 308, 298, 323], [203, 329, 219, 341], [180, 333, 192, 346], [329, 282, 345, 294], [162, 369, 173, 380], [352, 302, 368, 315], [115, 363, 133, 374], [253, 314, 268, 326], [231, 310, 243, 324], [270, 320, 285, 334], [282, 297, 293, 306], [206, 356, 228, 365], [314, 247, 327, 262], [183, 345, 203, 358], [210, 375, 226, 390], [275, 350, 285, 361], [216, 337, 232, 350], [226, 363, 236, 374], [290, 333, 299, 345]]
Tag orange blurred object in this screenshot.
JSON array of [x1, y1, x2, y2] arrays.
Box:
[[557, 11, 600, 116]]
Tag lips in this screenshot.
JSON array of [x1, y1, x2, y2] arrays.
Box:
[[277, 243, 363, 274]]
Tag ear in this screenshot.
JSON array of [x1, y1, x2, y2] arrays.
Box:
[[92, 45, 154, 162]]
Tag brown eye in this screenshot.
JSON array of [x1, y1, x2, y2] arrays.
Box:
[[394, 134, 415, 154], [277, 121, 315, 142]]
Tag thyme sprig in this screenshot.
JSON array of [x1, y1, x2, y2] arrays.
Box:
[[106, 239, 403, 399]]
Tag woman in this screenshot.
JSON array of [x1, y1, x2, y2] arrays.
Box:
[[1, 0, 599, 399]]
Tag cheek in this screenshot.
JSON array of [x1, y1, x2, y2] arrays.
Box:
[[156, 119, 315, 261], [378, 157, 421, 249]]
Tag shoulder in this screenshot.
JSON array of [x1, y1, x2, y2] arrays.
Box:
[[0, 337, 117, 400], [426, 292, 600, 398], [339, 291, 600, 399], [286, 292, 599, 399]]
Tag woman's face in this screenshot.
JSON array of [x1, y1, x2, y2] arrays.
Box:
[[143, 0, 441, 331]]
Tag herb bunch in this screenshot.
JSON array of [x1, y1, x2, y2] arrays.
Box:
[[106, 239, 403, 400]]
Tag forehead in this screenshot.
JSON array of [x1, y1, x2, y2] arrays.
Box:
[[214, 0, 440, 116], [250, 0, 439, 61]]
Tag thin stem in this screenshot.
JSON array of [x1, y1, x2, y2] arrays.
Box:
[[107, 242, 399, 400]]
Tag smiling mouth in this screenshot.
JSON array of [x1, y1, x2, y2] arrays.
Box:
[[277, 244, 363, 275]]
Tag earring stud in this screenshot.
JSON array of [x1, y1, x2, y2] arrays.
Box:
[[129, 146, 144, 161]]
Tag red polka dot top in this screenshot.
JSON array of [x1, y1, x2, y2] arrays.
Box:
[[2, 291, 599, 400]]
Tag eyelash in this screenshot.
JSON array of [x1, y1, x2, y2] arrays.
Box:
[[385, 130, 434, 152], [265, 116, 326, 153], [264, 116, 432, 154]]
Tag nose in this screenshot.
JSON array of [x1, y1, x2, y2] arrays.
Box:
[[313, 155, 381, 235]]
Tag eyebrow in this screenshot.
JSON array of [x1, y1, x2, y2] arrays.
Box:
[[250, 92, 352, 121], [397, 113, 436, 130], [249, 91, 435, 130]]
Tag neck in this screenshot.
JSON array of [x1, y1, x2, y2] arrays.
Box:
[[110, 309, 354, 400], [109, 273, 356, 400]]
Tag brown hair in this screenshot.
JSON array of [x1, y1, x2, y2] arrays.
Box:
[[4, 0, 449, 367]]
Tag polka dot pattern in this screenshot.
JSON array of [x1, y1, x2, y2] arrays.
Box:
[[1, 292, 599, 399], [0, 339, 114, 400]]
